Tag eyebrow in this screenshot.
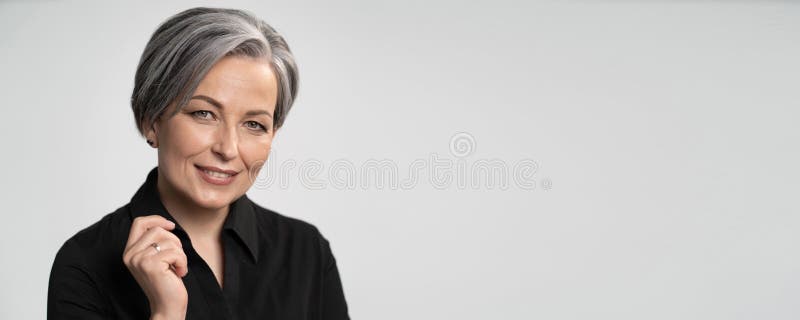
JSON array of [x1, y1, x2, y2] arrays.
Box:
[[190, 95, 273, 118]]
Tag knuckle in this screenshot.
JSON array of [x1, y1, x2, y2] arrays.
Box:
[[166, 247, 183, 257], [131, 255, 144, 269], [131, 216, 146, 227], [156, 228, 181, 243], [133, 215, 163, 228], [169, 235, 183, 247]]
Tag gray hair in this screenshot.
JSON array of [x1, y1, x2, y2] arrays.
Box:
[[131, 7, 299, 135]]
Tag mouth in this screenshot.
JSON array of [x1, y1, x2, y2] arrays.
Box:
[[195, 165, 240, 186]]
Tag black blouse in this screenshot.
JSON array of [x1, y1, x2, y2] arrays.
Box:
[[47, 167, 350, 319]]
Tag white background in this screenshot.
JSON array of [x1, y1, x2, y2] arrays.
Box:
[[1, 0, 798, 319]]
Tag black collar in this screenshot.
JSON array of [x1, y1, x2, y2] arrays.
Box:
[[128, 167, 261, 263]]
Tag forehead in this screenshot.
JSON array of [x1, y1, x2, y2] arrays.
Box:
[[192, 55, 278, 114]]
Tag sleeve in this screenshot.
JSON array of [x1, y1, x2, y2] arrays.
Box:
[[47, 238, 108, 320], [319, 234, 350, 320]]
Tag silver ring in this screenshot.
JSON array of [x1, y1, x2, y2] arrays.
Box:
[[151, 242, 161, 253]]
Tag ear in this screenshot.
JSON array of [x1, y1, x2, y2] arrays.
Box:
[[144, 121, 160, 148]]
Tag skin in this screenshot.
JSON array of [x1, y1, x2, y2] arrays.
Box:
[[122, 55, 279, 320]]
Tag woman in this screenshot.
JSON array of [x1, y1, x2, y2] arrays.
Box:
[[47, 7, 350, 320]]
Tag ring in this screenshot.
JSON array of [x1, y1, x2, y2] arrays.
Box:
[[151, 242, 161, 253]]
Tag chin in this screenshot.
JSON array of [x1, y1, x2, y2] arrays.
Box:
[[188, 184, 240, 209], [190, 190, 237, 209]]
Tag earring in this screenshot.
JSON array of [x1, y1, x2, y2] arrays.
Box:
[[147, 139, 154, 146]]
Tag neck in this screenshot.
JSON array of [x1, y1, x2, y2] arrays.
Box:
[[156, 170, 228, 242]]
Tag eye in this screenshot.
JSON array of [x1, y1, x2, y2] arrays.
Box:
[[245, 120, 268, 132], [191, 110, 215, 120]]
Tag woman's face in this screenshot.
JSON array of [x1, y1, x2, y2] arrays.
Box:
[[147, 55, 278, 210]]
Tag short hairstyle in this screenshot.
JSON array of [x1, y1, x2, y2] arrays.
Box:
[[131, 7, 298, 136]]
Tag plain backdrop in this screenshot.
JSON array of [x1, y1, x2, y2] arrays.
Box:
[[1, 0, 798, 319]]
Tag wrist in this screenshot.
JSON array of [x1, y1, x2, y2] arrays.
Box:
[[150, 310, 186, 320]]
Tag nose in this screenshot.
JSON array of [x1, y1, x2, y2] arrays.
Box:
[[211, 123, 239, 161]]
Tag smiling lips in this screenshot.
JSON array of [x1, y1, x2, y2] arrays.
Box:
[[195, 165, 239, 185]]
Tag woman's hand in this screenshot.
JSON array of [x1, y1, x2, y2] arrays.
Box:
[[122, 215, 189, 320]]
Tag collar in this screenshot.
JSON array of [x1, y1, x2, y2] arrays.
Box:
[[128, 167, 261, 263]]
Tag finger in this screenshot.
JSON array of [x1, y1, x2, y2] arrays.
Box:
[[130, 226, 183, 255], [127, 215, 175, 249], [153, 247, 189, 278], [126, 242, 186, 275], [124, 227, 182, 266]]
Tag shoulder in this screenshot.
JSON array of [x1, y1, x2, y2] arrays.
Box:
[[247, 199, 325, 240], [49, 205, 133, 315], [51, 204, 134, 281], [244, 198, 336, 257], [245, 199, 341, 271], [59, 204, 133, 257]]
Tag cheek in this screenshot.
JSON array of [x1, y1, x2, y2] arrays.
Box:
[[239, 137, 272, 170], [163, 121, 216, 158]]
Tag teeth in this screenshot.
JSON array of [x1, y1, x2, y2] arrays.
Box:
[[203, 169, 232, 179]]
